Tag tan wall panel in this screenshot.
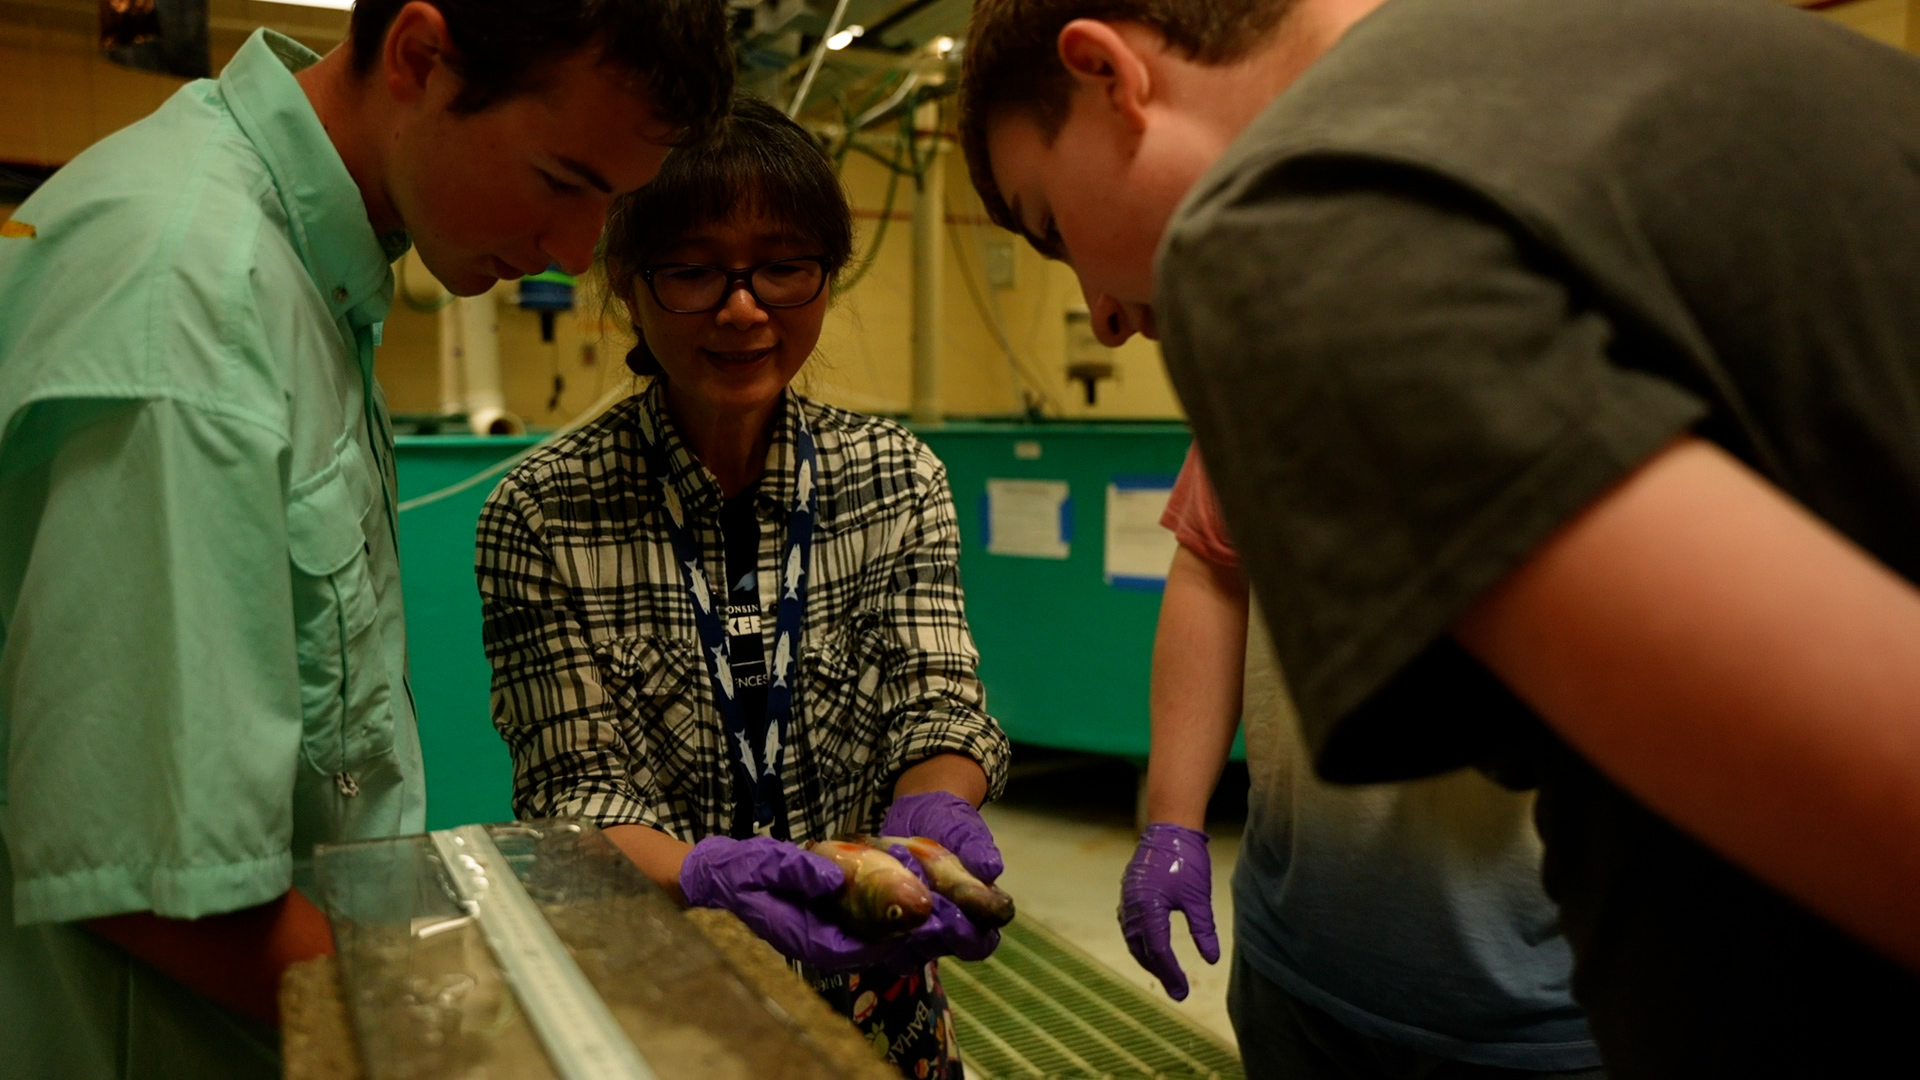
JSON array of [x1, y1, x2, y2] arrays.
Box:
[[0, 21, 194, 165], [1813, 0, 1913, 47], [809, 146, 1182, 421]]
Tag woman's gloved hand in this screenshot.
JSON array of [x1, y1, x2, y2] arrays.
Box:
[[892, 894, 1001, 969], [881, 791, 1003, 882], [882, 842, 1000, 971], [1118, 823, 1219, 1001], [679, 835, 896, 972]]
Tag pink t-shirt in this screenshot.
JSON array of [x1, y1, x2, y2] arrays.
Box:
[[1160, 445, 1239, 569]]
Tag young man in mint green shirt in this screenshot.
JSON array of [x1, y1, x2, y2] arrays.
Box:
[[0, 3, 730, 1076]]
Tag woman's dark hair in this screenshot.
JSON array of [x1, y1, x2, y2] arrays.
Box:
[[603, 93, 856, 377], [349, 0, 733, 143]]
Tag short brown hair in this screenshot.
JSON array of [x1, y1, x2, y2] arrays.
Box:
[[959, 0, 1297, 249], [350, 0, 733, 144]]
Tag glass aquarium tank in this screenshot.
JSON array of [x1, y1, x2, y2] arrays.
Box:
[[315, 819, 841, 1080]]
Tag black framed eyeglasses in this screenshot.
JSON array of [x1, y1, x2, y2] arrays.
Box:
[[638, 256, 831, 314]]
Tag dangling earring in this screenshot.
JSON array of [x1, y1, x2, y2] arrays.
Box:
[[625, 327, 663, 378]]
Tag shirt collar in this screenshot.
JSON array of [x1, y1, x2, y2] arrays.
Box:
[[634, 381, 811, 520], [756, 389, 808, 517], [219, 29, 409, 330]]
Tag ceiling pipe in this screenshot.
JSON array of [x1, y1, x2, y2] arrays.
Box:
[[787, 0, 854, 117], [910, 90, 946, 425], [853, 71, 924, 132]]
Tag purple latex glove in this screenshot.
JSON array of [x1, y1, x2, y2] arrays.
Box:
[[881, 791, 1003, 882], [680, 836, 896, 972], [1119, 823, 1219, 1001], [883, 842, 1000, 972]]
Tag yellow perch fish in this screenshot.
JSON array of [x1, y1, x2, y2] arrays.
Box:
[[806, 839, 935, 939], [868, 835, 1017, 930]]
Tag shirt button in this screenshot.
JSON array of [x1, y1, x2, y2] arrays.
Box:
[[332, 286, 349, 303]]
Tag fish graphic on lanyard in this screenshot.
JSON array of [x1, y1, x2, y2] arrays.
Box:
[[796, 458, 815, 510], [710, 644, 735, 699], [763, 724, 783, 779], [784, 545, 805, 601], [772, 632, 793, 688], [686, 560, 712, 613]]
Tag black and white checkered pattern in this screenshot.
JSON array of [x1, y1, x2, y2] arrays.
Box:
[[476, 381, 1010, 844]]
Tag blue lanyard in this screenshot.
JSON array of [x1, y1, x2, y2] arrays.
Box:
[[649, 412, 817, 831]]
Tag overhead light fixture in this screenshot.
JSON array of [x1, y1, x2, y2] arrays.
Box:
[[932, 36, 955, 56], [266, 0, 354, 8], [826, 24, 864, 50]]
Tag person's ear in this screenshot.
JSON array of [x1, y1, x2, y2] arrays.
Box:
[[620, 288, 664, 376], [619, 289, 647, 333], [381, 1, 453, 107], [1057, 19, 1154, 135]]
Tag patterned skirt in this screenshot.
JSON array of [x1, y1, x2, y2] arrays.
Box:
[[812, 961, 965, 1079]]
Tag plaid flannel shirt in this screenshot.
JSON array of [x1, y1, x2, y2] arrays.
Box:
[[475, 382, 1009, 844]]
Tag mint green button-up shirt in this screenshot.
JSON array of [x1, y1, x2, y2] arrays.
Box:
[[0, 30, 424, 1078]]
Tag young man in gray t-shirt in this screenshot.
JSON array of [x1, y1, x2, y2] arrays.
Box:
[[961, 0, 1920, 1073]]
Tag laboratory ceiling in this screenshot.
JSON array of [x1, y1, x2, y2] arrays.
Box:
[[733, 0, 971, 114], [0, 0, 970, 117]]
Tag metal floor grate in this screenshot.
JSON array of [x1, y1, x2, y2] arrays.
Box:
[[945, 918, 1245, 1080]]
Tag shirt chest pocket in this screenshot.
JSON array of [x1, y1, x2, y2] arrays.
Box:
[[287, 459, 393, 777], [593, 635, 709, 796], [798, 609, 895, 783]]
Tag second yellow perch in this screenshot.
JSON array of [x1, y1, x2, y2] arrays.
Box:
[[806, 839, 936, 940]]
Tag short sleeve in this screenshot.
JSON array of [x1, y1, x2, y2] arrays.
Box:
[[1157, 160, 1707, 782], [1, 397, 302, 923], [1161, 445, 1241, 568]]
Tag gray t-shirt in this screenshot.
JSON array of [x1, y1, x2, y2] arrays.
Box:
[[1157, 0, 1920, 1072]]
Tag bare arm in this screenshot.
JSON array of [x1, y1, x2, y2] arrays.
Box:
[[895, 753, 991, 807], [602, 824, 696, 905], [1145, 546, 1250, 830], [1454, 436, 1920, 970], [85, 889, 334, 1027]]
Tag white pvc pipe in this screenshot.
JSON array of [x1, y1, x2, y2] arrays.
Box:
[[438, 300, 465, 417], [788, 0, 853, 118], [457, 291, 524, 436], [910, 95, 945, 425]]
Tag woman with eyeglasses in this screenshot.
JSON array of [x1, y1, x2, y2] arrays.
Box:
[[474, 95, 1007, 1080]]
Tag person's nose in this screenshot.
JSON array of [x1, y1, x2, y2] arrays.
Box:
[[715, 284, 769, 330], [540, 206, 603, 277], [1086, 290, 1141, 348]]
